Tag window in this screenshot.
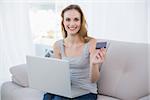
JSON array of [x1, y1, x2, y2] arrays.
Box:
[[29, 3, 63, 46]]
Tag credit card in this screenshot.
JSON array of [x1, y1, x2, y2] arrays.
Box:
[[96, 42, 107, 49]]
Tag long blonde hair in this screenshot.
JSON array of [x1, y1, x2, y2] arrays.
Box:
[[61, 4, 91, 43]]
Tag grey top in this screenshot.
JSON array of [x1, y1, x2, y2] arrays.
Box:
[[56, 39, 97, 94]]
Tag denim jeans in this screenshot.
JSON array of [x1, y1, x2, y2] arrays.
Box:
[[43, 93, 97, 100]]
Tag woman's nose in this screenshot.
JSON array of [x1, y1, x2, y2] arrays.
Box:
[[69, 21, 75, 26]]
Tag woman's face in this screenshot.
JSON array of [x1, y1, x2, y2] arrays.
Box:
[[63, 9, 81, 36]]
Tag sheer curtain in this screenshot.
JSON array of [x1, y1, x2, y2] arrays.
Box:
[[147, 0, 150, 94], [0, 2, 34, 81]]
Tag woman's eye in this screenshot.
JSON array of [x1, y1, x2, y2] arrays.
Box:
[[74, 18, 79, 21], [66, 18, 70, 21]]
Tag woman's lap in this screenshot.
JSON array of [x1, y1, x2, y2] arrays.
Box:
[[43, 93, 97, 100]]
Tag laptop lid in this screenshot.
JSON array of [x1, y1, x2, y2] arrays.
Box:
[[26, 56, 72, 97]]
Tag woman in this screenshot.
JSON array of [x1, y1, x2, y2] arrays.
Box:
[[43, 4, 106, 100]]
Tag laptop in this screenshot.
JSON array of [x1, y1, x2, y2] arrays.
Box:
[[26, 56, 89, 98]]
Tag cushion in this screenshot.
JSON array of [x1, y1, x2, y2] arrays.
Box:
[[1, 81, 44, 100], [97, 40, 149, 100], [9, 64, 28, 87]]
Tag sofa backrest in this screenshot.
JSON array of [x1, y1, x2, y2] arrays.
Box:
[[97, 40, 149, 100]]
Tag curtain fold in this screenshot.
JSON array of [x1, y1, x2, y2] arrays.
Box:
[[0, 2, 34, 81]]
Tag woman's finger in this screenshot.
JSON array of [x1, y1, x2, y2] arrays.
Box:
[[100, 48, 106, 57]]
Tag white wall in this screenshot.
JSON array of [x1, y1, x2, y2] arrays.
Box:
[[147, 0, 150, 93], [77, 1, 147, 43], [0, 2, 34, 81]]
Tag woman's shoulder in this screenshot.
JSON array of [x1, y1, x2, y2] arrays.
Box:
[[86, 37, 96, 45], [53, 39, 63, 58], [53, 39, 63, 47], [53, 39, 63, 50], [86, 37, 97, 53], [53, 39, 64, 53]]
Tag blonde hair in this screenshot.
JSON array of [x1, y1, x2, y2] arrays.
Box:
[[61, 4, 91, 43]]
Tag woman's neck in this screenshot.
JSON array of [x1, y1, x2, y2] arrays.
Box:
[[64, 35, 84, 48], [65, 34, 83, 44]]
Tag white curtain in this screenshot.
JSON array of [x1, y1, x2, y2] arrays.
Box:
[[0, 2, 34, 81]]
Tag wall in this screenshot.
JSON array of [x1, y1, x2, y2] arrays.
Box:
[[148, 0, 150, 94], [59, 0, 147, 43], [77, 0, 147, 43]]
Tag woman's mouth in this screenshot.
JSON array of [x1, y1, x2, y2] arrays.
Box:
[[68, 27, 77, 31]]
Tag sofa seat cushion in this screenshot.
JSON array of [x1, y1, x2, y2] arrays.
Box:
[[1, 81, 45, 100], [97, 95, 120, 100]]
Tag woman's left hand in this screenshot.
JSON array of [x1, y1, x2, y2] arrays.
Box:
[[91, 48, 106, 65]]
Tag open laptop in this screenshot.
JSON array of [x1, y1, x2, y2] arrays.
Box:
[[26, 56, 89, 98]]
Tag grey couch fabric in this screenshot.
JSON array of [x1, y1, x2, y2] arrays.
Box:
[[1, 40, 149, 100], [9, 64, 28, 87], [97, 41, 149, 100], [1, 81, 44, 100]]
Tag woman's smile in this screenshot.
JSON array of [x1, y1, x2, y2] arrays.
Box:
[[68, 26, 78, 31]]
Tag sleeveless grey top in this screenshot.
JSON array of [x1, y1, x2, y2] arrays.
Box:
[[56, 39, 97, 94]]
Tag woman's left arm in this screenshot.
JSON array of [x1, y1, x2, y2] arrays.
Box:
[[89, 39, 106, 83]]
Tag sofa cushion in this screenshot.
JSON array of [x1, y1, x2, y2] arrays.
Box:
[[97, 41, 149, 100], [9, 64, 28, 87], [1, 81, 44, 100]]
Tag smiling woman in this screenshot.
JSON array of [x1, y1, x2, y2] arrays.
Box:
[[43, 4, 107, 100]]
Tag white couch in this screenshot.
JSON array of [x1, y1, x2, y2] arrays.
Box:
[[1, 40, 150, 100]]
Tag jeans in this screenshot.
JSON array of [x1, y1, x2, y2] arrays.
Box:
[[43, 93, 97, 100]]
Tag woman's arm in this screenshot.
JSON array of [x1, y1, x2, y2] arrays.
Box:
[[89, 39, 106, 83]]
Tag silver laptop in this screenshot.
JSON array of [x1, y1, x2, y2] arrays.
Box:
[[26, 56, 89, 98]]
